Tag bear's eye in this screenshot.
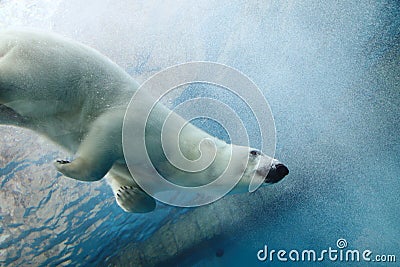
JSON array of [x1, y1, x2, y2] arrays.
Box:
[[250, 150, 260, 156]]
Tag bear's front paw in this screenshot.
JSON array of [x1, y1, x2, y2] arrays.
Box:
[[54, 159, 69, 173], [54, 159, 71, 175], [56, 159, 71, 164]]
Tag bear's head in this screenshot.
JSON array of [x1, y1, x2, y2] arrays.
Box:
[[150, 136, 288, 195], [219, 144, 289, 194]]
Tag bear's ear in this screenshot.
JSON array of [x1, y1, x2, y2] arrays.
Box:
[[200, 138, 216, 148], [198, 138, 218, 157]]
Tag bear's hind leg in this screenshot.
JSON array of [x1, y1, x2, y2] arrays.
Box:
[[115, 185, 156, 213], [107, 167, 156, 213]]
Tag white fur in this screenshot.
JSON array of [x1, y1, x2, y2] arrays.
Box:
[[0, 30, 285, 213]]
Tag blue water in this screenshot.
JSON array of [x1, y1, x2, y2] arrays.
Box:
[[0, 0, 399, 266]]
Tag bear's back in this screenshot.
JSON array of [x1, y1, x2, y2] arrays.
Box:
[[0, 30, 138, 152]]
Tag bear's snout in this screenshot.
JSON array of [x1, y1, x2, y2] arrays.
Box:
[[276, 163, 289, 178], [264, 163, 289, 184]]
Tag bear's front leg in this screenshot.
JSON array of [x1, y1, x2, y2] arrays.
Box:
[[54, 110, 124, 182]]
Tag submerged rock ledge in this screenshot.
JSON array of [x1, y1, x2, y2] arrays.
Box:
[[106, 187, 293, 267]]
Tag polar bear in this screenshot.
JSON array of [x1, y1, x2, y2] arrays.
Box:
[[0, 30, 288, 213]]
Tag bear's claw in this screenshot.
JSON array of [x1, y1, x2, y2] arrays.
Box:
[[115, 185, 156, 213], [56, 159, 71, 164]]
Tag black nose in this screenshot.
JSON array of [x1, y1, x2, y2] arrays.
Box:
[[265, 163, 289, 183], [276, 164, 289, 177]]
